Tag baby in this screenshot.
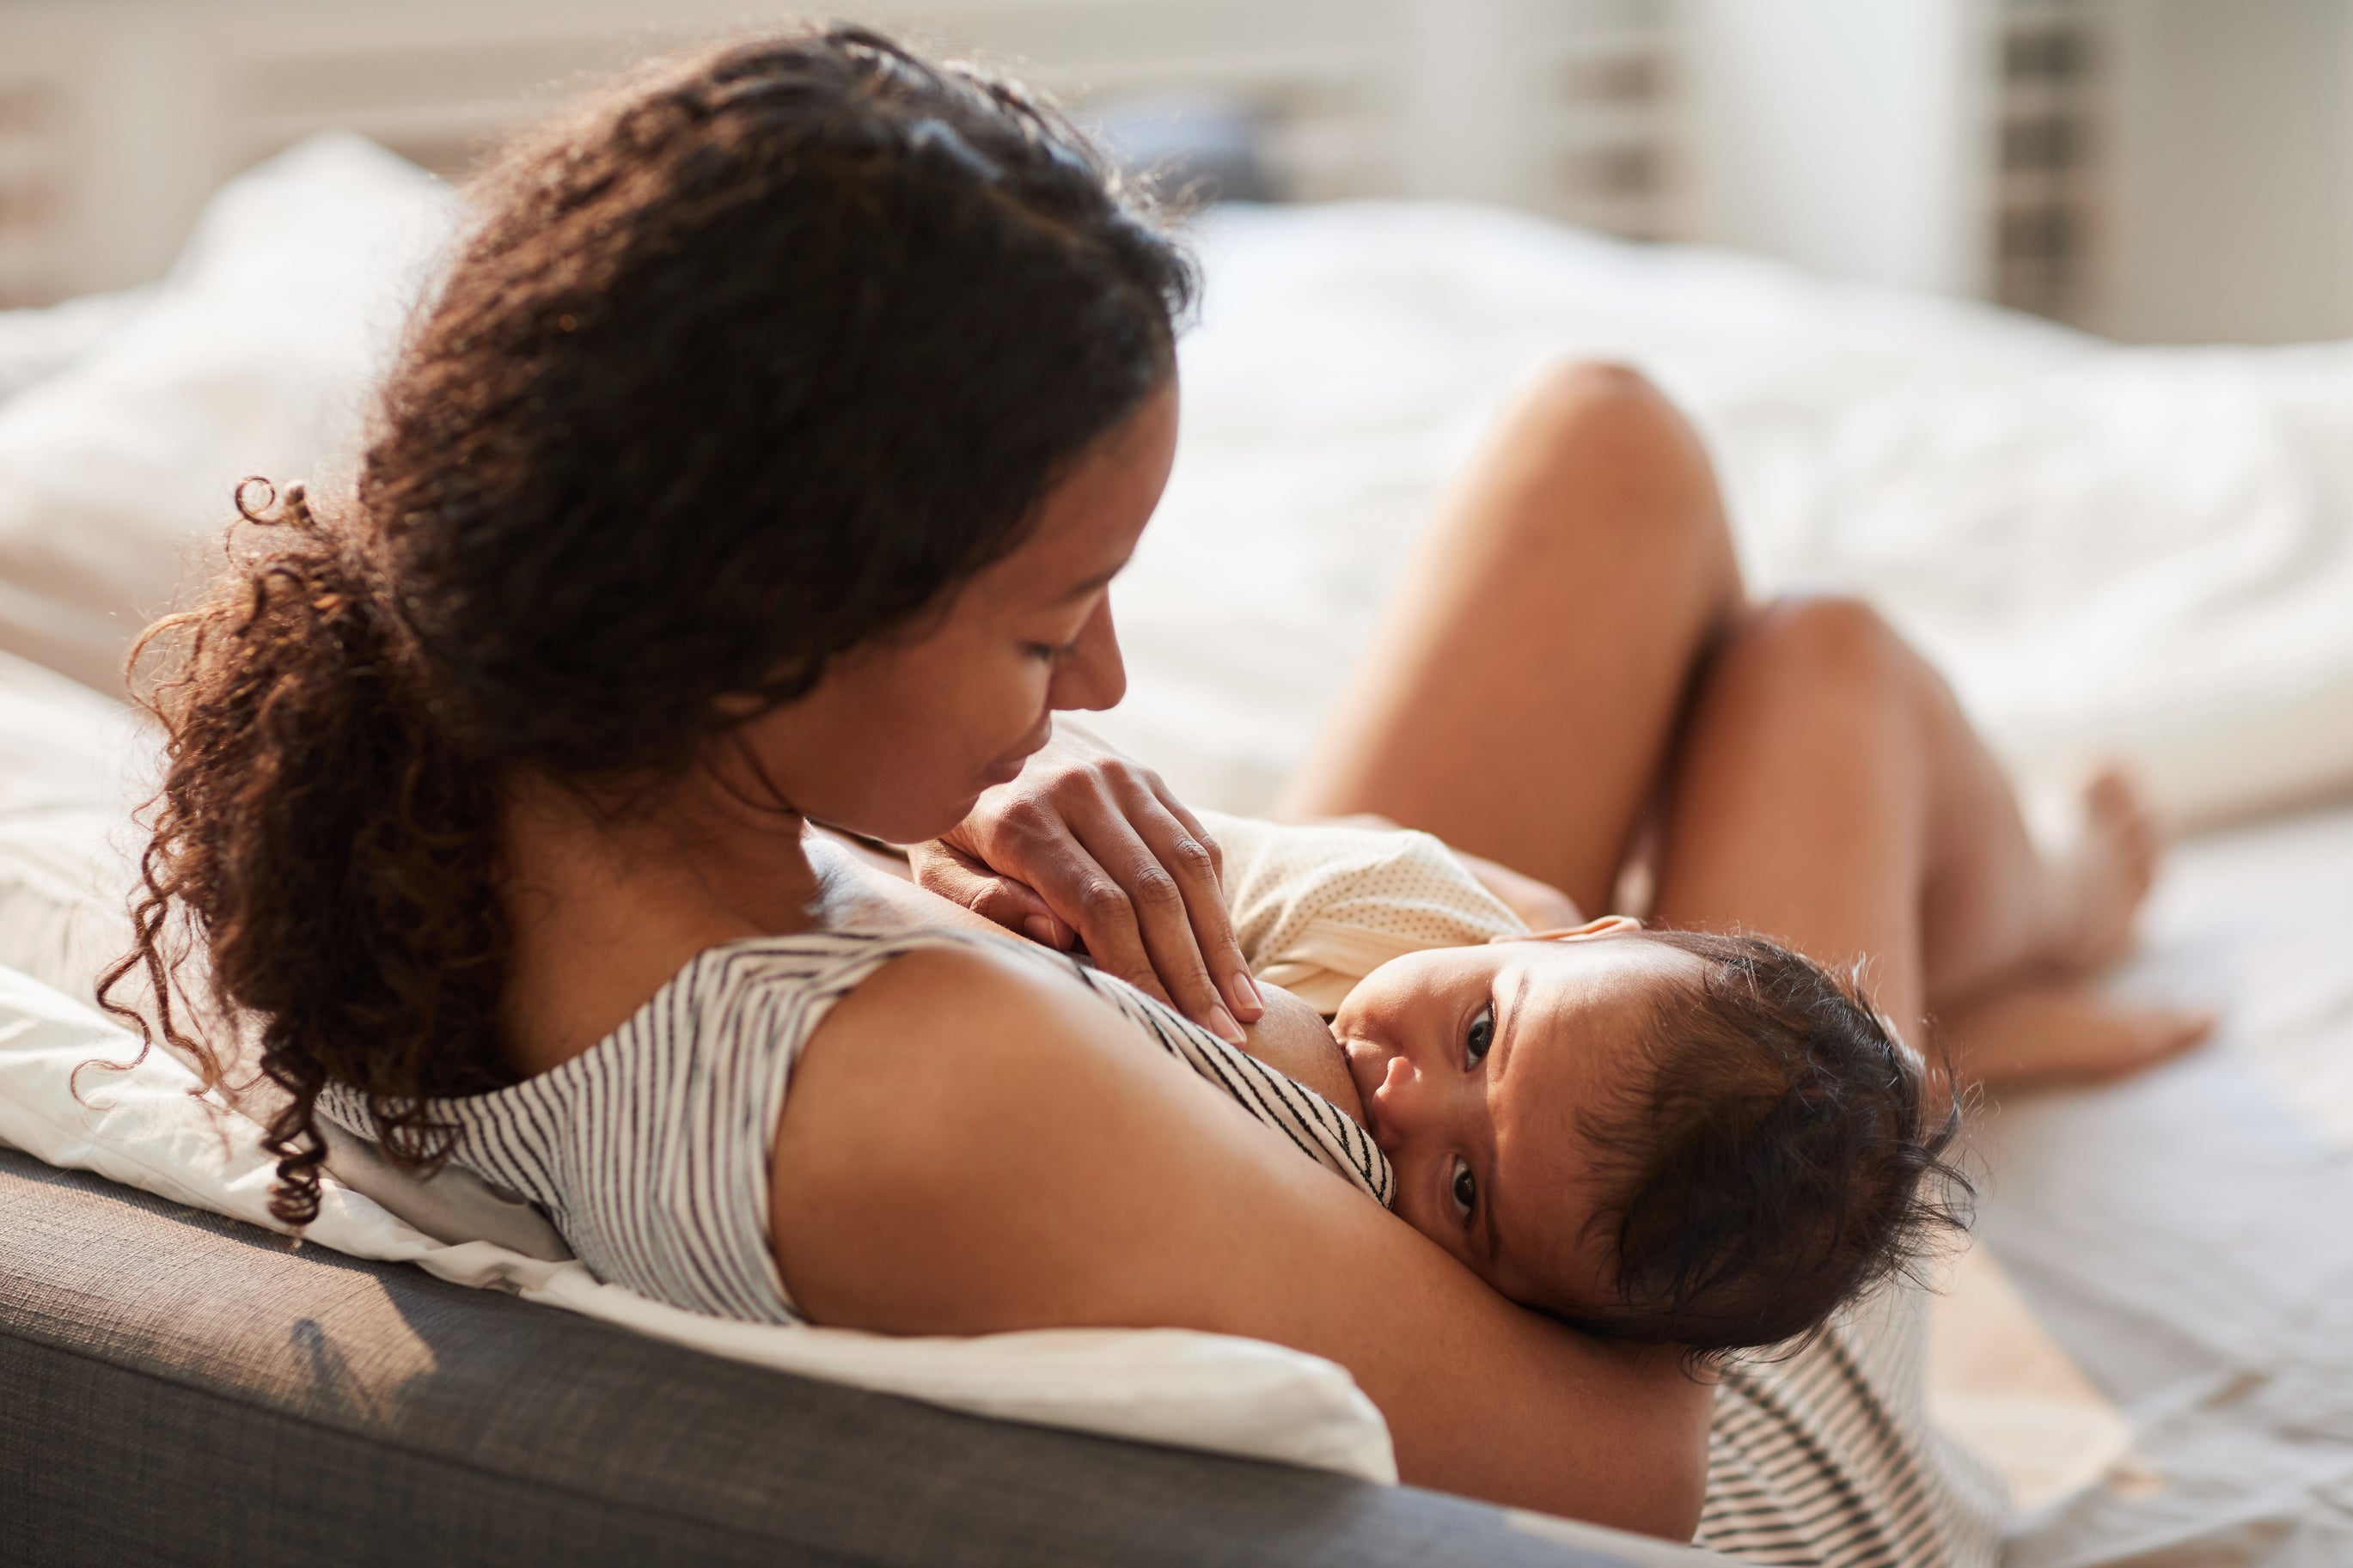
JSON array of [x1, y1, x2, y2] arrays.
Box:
[[1198, 809, 1963, 1353]]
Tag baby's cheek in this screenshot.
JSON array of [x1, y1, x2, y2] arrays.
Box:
[[1488, 1223, 1615, 1319]]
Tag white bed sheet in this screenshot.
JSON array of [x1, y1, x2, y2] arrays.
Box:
[[1958, 802, 2353, 1566]]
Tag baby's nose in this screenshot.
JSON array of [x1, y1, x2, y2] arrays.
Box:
[[1367, 1053, 1428, 1156]]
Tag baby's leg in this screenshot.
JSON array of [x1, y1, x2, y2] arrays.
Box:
[[1280, 361, 1745, 919], [1647, 595, 2200, 1083]]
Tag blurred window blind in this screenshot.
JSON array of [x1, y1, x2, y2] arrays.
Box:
[[0, 0, 1689, 302], [1995, 0, 2105, 323]]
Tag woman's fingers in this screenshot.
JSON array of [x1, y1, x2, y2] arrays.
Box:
[[1142, 773, 1262, 1022], [979, 764, 1242, 1040], [906, 839, 1077, 949], [920, 719, 1258, 1041], [1052, 776, 1250, 1041]]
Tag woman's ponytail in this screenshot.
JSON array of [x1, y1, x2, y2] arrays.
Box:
[[103, 23, 1192, 1228], [100, 478, 509, 1227]]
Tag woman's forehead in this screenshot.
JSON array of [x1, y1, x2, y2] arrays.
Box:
[[981, 382, 1178, 607]]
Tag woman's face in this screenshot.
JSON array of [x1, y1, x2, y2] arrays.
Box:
[[732, 381, 1179, 844]]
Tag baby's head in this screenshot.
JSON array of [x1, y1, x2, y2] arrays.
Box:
[[1333, 920, 1967, 1352]]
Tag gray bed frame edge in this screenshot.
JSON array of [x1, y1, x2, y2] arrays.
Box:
[[0, 1148, 1717, 1566]]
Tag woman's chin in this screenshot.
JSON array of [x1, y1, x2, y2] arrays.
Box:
[[819, 793, 982, 850]]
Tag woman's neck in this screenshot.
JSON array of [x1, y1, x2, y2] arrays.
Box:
[[497, 766, 824, 1076]]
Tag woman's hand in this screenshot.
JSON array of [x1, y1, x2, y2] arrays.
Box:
[[908, 721, 1265, 1043]]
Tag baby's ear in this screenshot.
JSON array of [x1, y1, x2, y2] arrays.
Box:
[[1491, 915, 1644, 944]]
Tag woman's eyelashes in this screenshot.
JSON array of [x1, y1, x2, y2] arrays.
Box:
[[1450, 1155, 1478, 1224], [1464, 1001, 1495, 1067]]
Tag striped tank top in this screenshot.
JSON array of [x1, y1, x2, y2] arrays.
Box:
[[319, 927, 1390, 1324], [317, 923, 2002, 1565]]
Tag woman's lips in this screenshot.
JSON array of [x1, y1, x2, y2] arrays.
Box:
[[980, 718, 1054, 789]]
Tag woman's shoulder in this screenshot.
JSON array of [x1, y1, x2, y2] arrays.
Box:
[[662, 924, 1027, 993]]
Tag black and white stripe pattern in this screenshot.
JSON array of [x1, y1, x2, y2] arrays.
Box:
[[1696, 1283, 2007, 1567], [317, 928, 1391, 1323]]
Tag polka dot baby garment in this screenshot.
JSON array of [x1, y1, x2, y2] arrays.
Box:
[[1198, 808, 1527, 1014]]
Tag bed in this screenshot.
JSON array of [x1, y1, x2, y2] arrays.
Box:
[[3, 134, 2351, 1565]]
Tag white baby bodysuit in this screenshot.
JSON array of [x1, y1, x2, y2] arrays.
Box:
[[1198, 808, 1529, 1015]]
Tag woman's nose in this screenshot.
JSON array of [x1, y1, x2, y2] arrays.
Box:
[[1048, 596, 1127, 712]]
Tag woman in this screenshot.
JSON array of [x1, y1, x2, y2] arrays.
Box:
[[107, 24, 2204, 1554]]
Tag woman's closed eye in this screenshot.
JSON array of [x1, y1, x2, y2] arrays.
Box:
[[1450, 1155, 1477, 1224], [1464, 1001, 1495, 1066]]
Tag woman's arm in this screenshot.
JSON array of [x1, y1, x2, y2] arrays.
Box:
[[769, 943, 1714, 1539]]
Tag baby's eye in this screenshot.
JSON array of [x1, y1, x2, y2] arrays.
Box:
[[1465, 1003, 1495, 1066], [1450, 1156, 1478, 1223]]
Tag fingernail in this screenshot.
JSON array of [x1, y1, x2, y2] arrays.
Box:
[[1021, 915, 1060, 947], [1208, 1005, 1245, 1046], [1230, 969, 1264, 1016]]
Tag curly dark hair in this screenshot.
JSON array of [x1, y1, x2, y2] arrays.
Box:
[[96, 24, 1195, 1227], [1563, 930, 1972, 1355]]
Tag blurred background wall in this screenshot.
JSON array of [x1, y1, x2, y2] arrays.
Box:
[[0, 0, 2346, 344]]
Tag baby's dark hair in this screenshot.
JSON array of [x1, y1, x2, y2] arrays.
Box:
[[1567, 930, 1971, 1355]]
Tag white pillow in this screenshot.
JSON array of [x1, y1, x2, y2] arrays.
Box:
[[0, 645, 145, 1005], [0, 133, 454, 695]]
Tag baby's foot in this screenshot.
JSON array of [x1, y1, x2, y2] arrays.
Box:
[[2038, 767, 2160, 975], [1940, 983, 2215, 1094]]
